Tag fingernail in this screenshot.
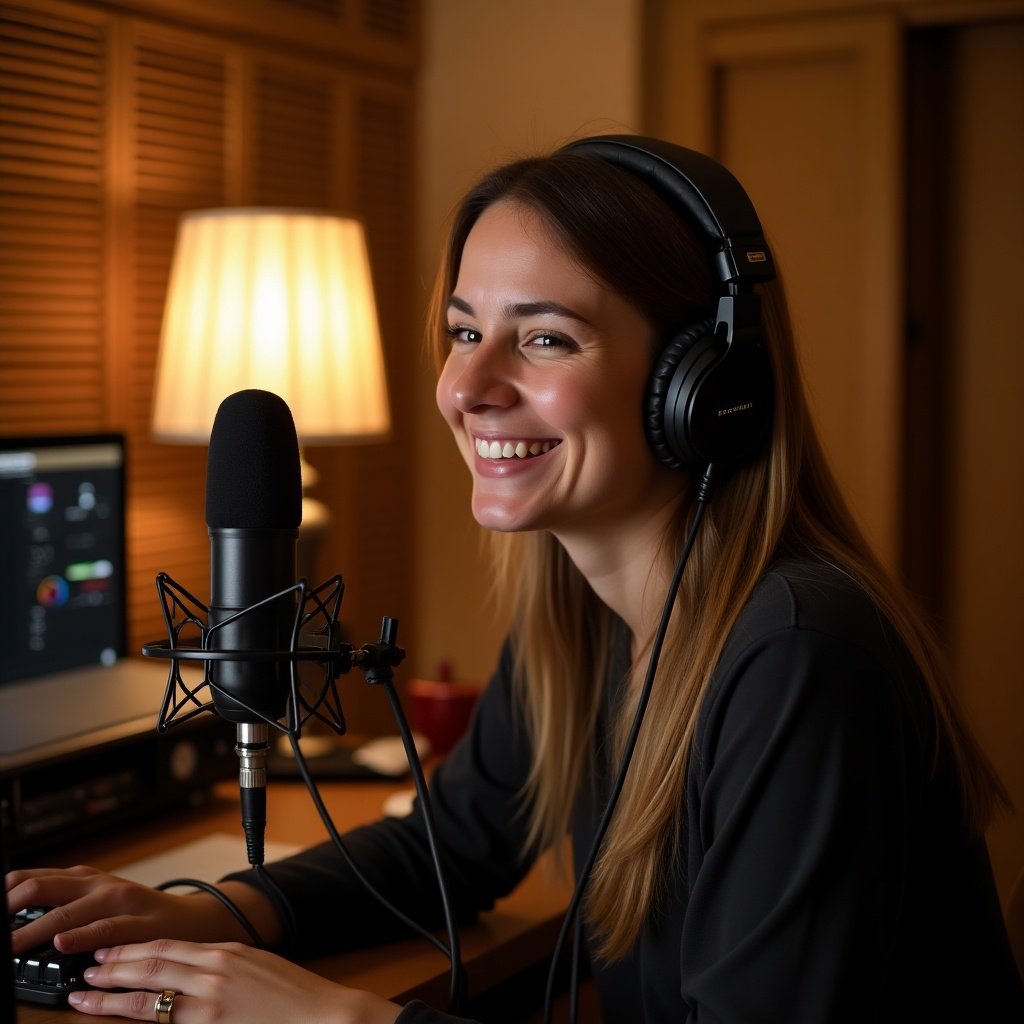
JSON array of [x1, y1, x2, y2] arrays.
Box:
[[68, 991, 84, 1005], [83, 967, 97, 981], [93, 948, 108, 961]]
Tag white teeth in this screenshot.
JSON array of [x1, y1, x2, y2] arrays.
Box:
[[476, 438, 556, 460]]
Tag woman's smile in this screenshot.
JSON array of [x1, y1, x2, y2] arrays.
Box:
[[474, 436, 561, 460], [469, 435, 562, 479]]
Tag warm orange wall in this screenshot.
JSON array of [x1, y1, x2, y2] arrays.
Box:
[[410, 0, 645, 684]]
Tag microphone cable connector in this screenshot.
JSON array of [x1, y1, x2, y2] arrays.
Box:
[[235, 721, 270, 866]]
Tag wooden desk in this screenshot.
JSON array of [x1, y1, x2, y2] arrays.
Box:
[[17, 778, 571, 1023]]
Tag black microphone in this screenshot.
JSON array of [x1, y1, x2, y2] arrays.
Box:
[[205, 388, 302, 866], [146, 388, 405, 867]]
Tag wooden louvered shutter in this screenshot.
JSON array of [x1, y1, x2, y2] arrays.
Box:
[[253, 60, 335, 208], [122, 23, 234, 654], [351, 80, 416, 675], [362, 0, 414, 40], [0, 2, 109, 433]]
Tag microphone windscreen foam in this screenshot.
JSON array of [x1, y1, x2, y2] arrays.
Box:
[[205, 389, 303, 529]]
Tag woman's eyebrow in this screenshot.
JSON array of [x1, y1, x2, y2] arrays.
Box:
[[447, 295, 592, 325]]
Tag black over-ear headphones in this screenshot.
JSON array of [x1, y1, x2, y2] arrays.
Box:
[[561, 135, 776, 469]]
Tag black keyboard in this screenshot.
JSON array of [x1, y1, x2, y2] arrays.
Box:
[[10, 907, 96, 1006]]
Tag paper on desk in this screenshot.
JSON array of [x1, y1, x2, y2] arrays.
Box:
[[113, 833, 301, 889]]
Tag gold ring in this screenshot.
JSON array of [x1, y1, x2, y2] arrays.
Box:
[[154, 989, 176, 1024]]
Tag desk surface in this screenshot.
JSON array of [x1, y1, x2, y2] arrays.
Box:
[[18, 776, 570, 1023]]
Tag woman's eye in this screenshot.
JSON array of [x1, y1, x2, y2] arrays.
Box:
[[528, 332, 576, 351], [446, 324, 481, 344]]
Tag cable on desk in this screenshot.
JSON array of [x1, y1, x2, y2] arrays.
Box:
[[155, 878, 266, 949], [287, 721, 468, 1013], [382, 676, 467, 1011]]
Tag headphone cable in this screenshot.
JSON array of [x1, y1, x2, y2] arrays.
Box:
[[543, 463, 715, 1024]]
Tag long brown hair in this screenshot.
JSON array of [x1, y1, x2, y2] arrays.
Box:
[[428, 149, 1008, 960]]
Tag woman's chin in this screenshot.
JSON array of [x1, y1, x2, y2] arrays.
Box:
[[471, 498, 538, 534]]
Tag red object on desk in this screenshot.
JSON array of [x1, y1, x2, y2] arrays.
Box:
[[406, 678, 481, 754]]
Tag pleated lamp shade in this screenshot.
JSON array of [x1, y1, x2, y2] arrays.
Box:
[[152, 208, 390, 444]]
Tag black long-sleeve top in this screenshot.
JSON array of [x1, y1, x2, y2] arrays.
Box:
[[228, 559, 1024, 1022]]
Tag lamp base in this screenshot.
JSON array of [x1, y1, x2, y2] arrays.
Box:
[[298, 495, 329, 582]]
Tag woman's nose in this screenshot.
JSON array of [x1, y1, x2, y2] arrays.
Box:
[[444, 346, 519, 414]]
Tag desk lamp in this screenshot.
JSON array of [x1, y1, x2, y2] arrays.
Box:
[[151, 207, 391, 578]]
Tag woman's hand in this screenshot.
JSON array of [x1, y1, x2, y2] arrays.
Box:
[[68, 939, 402, 1024], [6, 866, 273, 955]]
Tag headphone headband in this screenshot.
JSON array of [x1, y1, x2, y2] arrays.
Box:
[[562, 135, 776, 290]]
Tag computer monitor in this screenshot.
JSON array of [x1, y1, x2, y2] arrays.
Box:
[[0, 434, 126, 687]]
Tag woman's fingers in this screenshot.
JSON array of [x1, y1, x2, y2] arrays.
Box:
[[7, 866, 101, 911], [7, 870, 189, 954], [5, 864, 98, 890], [69, 941, 235, 1021], [14, 906, 134, 956], [67, 939, 403, 1024], [69, 987, 187, 1022], [84, 954, 201, 998], [7, 871, 118, 952], [95, 937, 247, 969]]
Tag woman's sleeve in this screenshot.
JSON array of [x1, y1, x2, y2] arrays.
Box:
[[223, 641, 537, 960], [394, 1000, 482, 1024], [678, 625, 922, 1023]]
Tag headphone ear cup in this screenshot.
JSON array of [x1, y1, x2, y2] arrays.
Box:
[[645, 317, 716, 469], [646, 316, 773, 469]]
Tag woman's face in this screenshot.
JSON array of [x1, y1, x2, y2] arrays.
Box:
[[436, 200, 681, 542]]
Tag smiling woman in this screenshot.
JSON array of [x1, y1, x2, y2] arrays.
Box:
[[6, 136, 1023, 1024]]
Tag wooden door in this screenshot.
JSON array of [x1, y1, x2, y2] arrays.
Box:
[[650, 7, 905, 566], [646, 0, 1024, 901]]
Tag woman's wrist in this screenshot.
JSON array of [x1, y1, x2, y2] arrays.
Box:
[[188, 881, 283, 948], [344, 989, 403, 1024]]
